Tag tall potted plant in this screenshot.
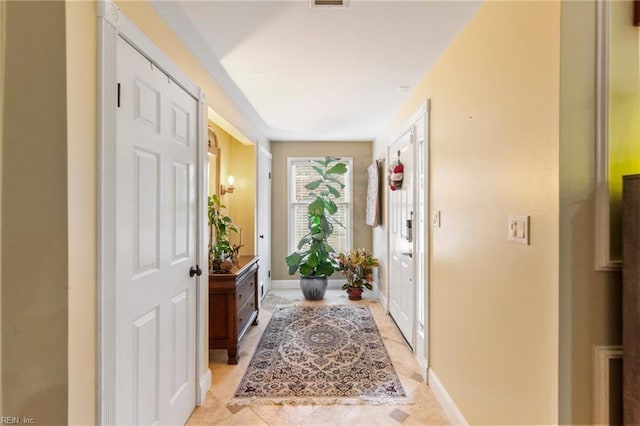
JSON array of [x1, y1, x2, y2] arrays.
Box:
[[285, 156, 347, 300]]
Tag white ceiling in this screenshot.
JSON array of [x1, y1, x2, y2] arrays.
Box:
[[151, 1, 482, 142]]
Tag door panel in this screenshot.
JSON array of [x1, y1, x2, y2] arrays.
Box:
[[388, 131, 415, 348], [173, 161, 190, 262], [134, 149, 160, 276], [116, 36, 196, 425], [133, 308, 159, 425], [170, 290, 189, 398]]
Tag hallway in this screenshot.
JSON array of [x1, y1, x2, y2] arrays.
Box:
[[187, 290, 449, 425]]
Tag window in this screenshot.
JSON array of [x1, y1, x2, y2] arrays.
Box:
[[288, 157, 353, 255]]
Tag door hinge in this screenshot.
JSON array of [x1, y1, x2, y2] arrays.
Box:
[[268, 270, 271, 278], [269, 172, 272, 179], [117, 83, 121, 108]]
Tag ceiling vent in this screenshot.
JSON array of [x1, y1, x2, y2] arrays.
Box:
[[310, 0, 349, 8]]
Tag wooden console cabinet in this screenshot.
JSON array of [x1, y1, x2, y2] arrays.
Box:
[[208, 255, 259, 364], [623, 175, 640, 424]]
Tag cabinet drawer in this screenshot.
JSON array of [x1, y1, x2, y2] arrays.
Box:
[[236, 275, 255, 306], [237, 292, 256, 330]]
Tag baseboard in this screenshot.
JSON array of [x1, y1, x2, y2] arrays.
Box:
[[376, 285, 388, 311], [428, 369, 468, 426], [197, 369, 212, 406], [417, 355, 428, 382], [271, 279, 345, 290], [593, 345, 623, 425]]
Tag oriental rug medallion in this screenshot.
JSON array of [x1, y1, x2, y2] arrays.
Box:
[[230, 304, 409, 406]]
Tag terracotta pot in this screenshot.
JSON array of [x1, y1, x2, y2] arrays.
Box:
[[347, 287, 363, 300]]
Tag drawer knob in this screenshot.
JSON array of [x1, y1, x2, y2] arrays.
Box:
[[239, 293, 243, 299]]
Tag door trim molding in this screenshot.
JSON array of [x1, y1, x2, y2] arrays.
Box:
[[97, 1, 208, 423], [594, 0, 622, 271], [593, 345, 623, 424]]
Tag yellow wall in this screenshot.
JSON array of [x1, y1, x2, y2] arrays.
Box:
[[377, 1, 560, 423], [229, 142, 256, 256], [210, 123, 256, 255], [66, 1, 97, 424], [2, 2, 69, 423], [608, 0, 640, 260], [271, 141, 373, 281], [559, 1, 623, 423]]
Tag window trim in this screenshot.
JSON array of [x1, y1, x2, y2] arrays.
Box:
[[287, 156, 354, 256]]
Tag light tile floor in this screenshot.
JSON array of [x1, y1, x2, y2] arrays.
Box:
[[187, 289, 449, 425]]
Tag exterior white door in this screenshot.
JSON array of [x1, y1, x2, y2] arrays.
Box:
[[388, 131, 415, 348], [256, 145, 272, 300], [115, 37, 197, 425]]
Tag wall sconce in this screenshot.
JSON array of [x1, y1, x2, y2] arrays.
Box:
[[220, 175, 235, 195]]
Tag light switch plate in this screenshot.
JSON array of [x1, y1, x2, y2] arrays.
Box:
[[508, 215, 530, 245], [432, 210, 441, 228]]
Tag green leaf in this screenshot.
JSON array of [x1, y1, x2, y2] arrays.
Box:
[[309, 240, 322, 254], [297, 234, 312, 249], [307, 253, 319, 267], [326, 163, 347, 175], [323, 241, 336, 253], [308, 198, 325, 215], [316, 262, 335, 276], [285, 252, 302, 267], [311, 165, 324, 176], [300, 264, 313, 276], [311, 231, 325, 241], [288, 265, 299, 275], [319, 216, 332, 235], [326, 184, 340, 198], [364, 282, 373, 290], [325, 199, 338, 215], [304, 179, 322, 190]]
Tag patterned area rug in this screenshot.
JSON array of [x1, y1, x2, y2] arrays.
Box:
[[230, 305, 409, 405]]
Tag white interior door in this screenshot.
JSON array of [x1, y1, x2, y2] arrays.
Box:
[[257, 145, 272, 299], [388, 131, 415, 348], [115, 37, 197, 425]]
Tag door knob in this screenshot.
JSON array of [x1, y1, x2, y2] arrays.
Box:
[[189, 265, 203, 277]]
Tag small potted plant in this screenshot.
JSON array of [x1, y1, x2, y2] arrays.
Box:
[[285, 156, 348, 300], [335, 248, 380, 300], [208, 194, 239, 272]]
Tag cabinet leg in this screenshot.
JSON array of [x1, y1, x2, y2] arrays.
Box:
[[227, 347, 238, 365], [252, 317, 259, 326]]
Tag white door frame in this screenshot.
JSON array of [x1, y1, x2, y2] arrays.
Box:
[[256, 143, 272, 299], [385, 101, 430, 374], [97, 2, 210, 423]]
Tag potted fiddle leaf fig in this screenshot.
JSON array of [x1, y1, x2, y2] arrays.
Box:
[[285, 156, 348, 300]]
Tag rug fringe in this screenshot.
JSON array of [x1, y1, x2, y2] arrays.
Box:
[[227, 396, 414, 407]]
